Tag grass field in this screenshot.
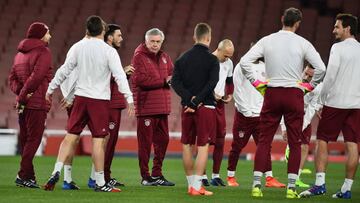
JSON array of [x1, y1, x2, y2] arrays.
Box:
[[0, 156, 358, 203]]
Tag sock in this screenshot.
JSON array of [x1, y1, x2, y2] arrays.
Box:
[[52, 162, 64, 175], [341, 178, 353, 193], [212, 173, 220, 179], [90, 164, 95, 180], [201, 174, 208, 180], [315, 172, 325, 186], [63, 165, 72, 183], [186, 175, 194, 187], [94, 171, 105, 187], [253, 171, 263, 188], [227, 170, 235, 177], [265, 171, 273, 178], [193, 175, 202, 190], [287, 173, 297, 189]]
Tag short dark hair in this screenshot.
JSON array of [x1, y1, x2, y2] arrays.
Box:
[[86, 15, 106, 37], [194, 23, 211, 41], [336, 13, 358, 36], [104, 24, 121, 42], [283, 7, 302, 27]]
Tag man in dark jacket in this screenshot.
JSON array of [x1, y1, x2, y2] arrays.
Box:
[[8, 22, 52, 188], [172, 23, 219, 196], [131, 28, 174, 186]]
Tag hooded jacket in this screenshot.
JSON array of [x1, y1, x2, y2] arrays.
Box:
[[8, 38, 52, 111], [131, 43, 173, 116]]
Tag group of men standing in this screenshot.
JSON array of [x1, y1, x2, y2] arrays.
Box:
[[8, 7, 360, 199]]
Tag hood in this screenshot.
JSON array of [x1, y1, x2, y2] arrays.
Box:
[[17, 38, 47, 53], [134, 43, 163, 58]]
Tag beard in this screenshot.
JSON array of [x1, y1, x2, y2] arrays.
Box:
[[112, 42, 120, 49]]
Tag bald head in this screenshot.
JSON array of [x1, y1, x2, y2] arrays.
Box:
[[215, 39, 234, 62]]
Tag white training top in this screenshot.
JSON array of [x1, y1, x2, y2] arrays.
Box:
[[47, 37, 133, 103], [280, 83, 323, 131], [59, 41, 79, 103], [214, 58, 234, 97], [240, 30, 326, 89], [320, 38, 360, 109], [233, 61, 265, 117]]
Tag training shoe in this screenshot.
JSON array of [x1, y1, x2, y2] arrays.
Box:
[[210, 177, 226, 186], [227, 176, 239, 187], [201, 179, 210, 186], [188, 187, 213, 196], [141, 177, 158, 186], [108, 178, 125, 187], [301, 168, 312, 174], [265, 176, 286, 188], [153, 176, 175, 186], [94, 182, 121, 192], [299, 184, 326, 198], [251, 185, 263, 197], [15, 178, 40, 188], [87, 177, 96, 189], [296, 179, 310, 188], [43, 171, 60, 191], [62, 181, 80, 190], [286, 187, 300, 199], [332, 190, 351, 199]]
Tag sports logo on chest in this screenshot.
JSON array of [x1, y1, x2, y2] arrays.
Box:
[[161, 57, 167, 64], [144, 119, 151, 127]]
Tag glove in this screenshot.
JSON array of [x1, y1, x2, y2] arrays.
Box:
[[252, 80, 268, 96], [297, 82, 314, 94]]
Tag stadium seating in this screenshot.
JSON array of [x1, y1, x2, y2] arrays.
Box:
[[0, 0, 359, 135]]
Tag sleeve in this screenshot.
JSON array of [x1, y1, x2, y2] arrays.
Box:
[[225, 60, 234, 95], [167, 54, 174, 76], [132, 54, 166, 90], [319, 45, 340, 104], [304, 41, 326, 88], [240, 38, 265, 83], [108, 49, 133, 104], [18, 49, 52, 104], [171, 59, 193, 105], [8, 63, 21, 95], [192, 58, 220, 105], [47, 45, 78, 95]]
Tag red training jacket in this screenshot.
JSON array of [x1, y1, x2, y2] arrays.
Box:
[[8, 38, 52, 111], [131, 43, 173, 116]]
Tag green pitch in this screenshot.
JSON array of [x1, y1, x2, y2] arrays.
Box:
[[0, 156, 358, 203]]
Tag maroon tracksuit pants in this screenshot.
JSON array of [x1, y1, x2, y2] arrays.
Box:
[[227, 110, 272, 172], [212, 102, 226, 174], [137, 115, 169, 179], [104, 108, 122, 182], [17, 109, 47, 180], [254, 87, 303, 174]]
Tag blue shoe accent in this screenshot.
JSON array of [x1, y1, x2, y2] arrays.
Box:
[[210, 178, 226, 186], [88, 178, 96, 189], [62, 181, 80, 190], [332, 190, 351, 199], [299, 184, 326, 198]]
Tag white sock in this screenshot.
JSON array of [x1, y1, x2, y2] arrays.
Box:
[[94, 171, 105, 187], [212, 173, 220, 179], [52, 162, 64, 175], [201, 174, 208, 180], [253, 171, 263, 188], [341, 178, 353, 193], [186, 175, 194, 187], [265, 171, 273, 178], [63, 165, 72, 183], [288, 173, 298, 189], [193, 175, 203, 190], [315, 172, 325, 186], [90, 164, 95, 180], [227, 170, 235, 177]]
